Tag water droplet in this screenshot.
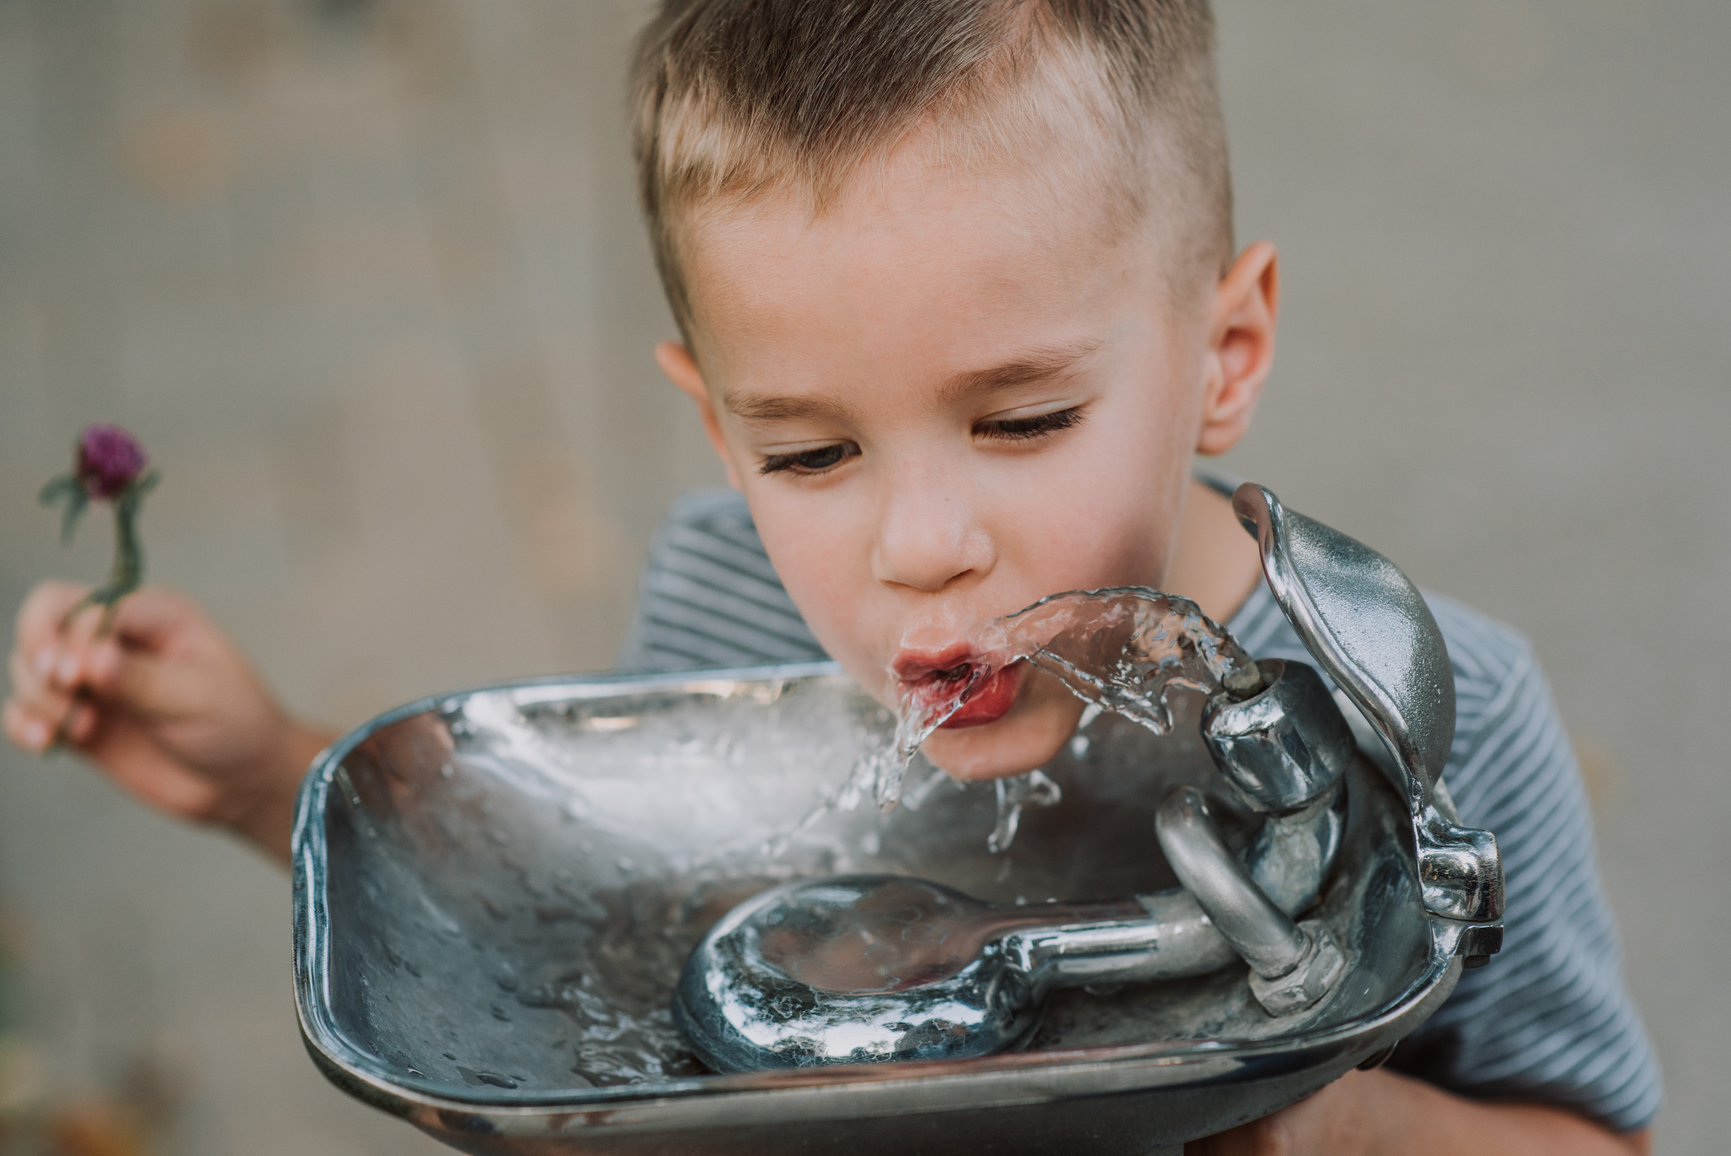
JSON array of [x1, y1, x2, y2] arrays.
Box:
[[988, 770, 1062, 853], [457, 1065, 520, 1090]]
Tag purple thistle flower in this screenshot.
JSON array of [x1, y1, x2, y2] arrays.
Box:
[[76, 423, 149, 500], [39, 422, 160, 634]]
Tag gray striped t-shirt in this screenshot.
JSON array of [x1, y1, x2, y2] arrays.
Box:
[[618, 487, 1661, 1133]]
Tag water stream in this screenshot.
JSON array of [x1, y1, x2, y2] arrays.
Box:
[[862, 587, 1256, 848]]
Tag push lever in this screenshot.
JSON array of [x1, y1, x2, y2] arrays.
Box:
[[1232, 484, 1505, 943]]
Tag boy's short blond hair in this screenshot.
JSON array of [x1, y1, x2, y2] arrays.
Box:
[[630, 0, 1233, 340]]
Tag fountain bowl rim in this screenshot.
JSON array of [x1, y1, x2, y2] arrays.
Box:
[[290, 661, 1462, 1130]]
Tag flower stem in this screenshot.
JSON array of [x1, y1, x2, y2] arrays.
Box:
[[59, 473, 156, 636]]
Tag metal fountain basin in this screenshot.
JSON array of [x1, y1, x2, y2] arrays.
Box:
[[292, 660, 1468, 1155]]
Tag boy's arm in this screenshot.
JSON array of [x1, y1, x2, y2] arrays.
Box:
[[1187, 1067, 1651, 1155], [1191, 598, 1659, 1154], [3, 581, 332, 863]]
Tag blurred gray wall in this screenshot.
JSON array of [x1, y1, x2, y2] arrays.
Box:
[[0, 1, 1724, 1152]]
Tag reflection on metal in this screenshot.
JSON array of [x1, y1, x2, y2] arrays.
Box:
[[1157, 786, 1345, 1017], [290, 485, 1502, 1154], [1233, 483, 1505, 933], [1202, 659, 1354, 814], [677, 657, 1356, 1073]]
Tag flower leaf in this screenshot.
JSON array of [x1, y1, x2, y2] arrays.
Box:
[[38, 474, 89, 545], [37, 474, 79, 504]]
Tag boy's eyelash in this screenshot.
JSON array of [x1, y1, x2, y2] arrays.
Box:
[[973, 406, 1085, 442], [758, 442, 861, 476], [756, 408, 1081, 475]]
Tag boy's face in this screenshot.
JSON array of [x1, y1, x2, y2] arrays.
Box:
[[661, 136, 1274, 780]]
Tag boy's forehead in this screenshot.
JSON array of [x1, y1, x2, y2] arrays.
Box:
[[679, 134, 1166, 370]]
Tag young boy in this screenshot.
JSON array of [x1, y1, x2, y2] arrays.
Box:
[[4, 1, 1658, 1151]]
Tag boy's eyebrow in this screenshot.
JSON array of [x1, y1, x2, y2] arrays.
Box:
[[935, 339, 1104, 404], [724, 340, 1103, 424], [723, 393, 855, 423]]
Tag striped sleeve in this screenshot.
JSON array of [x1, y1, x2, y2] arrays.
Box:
[[616, 488, 829, 672], [1385, 596, 1661, 1131], [1233, 587, 1661, 1132]]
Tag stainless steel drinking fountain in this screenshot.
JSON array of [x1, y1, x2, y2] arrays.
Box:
[[291, 485, 1504, 1155]]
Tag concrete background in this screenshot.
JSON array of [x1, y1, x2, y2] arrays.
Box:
[[0, 0, 1724, 1151]]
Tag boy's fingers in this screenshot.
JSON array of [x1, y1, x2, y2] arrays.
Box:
[[12, 583, 90, 686], [12, 586, 194, 697], [15, 581, 94, 644], [3, 698, 57, 753], [39, 627, 93, 694], [82, 638, 125, 693], [14, 583, 111, 693], [5, 642, 83, 754], [7, 643, 43, 698], [7, 647, 74, 721], [62, 701, 98, 745]]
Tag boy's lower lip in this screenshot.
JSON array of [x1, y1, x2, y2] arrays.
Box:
[[938, 664, 1022, 729]]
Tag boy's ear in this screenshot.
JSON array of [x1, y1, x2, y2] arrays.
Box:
[[1196, 241, 1279, 457], [656, 341, 744, 490]]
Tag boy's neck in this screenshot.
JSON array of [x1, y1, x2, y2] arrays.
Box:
[[1165, 477, 1265, 625]]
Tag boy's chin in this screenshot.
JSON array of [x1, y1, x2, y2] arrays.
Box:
[[915, 683, 1085, 781]]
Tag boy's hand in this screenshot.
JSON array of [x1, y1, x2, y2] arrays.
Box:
[[1186, 1068, 1652, 1155], [3, 581, 332, 863]]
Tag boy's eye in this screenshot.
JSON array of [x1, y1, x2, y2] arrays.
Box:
[[973, 405, 1085, 442], [759, 442, 861, 476]]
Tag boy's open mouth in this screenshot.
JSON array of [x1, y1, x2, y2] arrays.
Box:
[[893, 648, 1024, 729]]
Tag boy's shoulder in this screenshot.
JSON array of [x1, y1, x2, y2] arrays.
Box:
[[1247, 585, 1661, 1131], [619, 488, 827, 673], [1205, 581, 1660, 1132], [1414, 596, 1658, 1131], [1424, 591, 1543, 724]]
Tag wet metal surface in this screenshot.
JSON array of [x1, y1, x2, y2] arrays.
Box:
[[294, 665, 1463, 1154]]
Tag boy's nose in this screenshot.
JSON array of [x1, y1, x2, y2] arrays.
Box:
[[869, 470, 995, 594]]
